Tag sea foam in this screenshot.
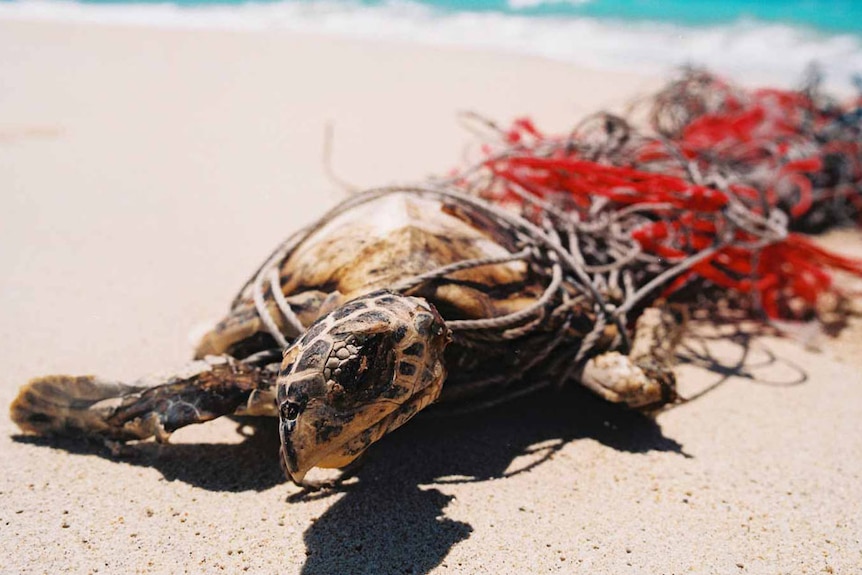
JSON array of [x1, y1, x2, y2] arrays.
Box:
[[2, 0, 860, 93]]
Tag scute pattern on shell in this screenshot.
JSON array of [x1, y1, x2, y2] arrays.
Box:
[[195, 186, 633, 414]]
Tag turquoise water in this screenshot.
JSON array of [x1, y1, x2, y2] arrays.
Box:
[[377, 0, 862, 34], [69, 0, 862, 35]]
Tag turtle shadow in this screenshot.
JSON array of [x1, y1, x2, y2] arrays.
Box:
[[9, 377, 684, 497], [10, 322, 807, 496], [295, 385, 684, 575], [296, 323, 815, 575], [9, 322, 814, 574], [11, 382, 686, 574], [12, 420, 286, 492]]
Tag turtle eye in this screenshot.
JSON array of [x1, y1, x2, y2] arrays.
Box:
[[281, 401, 301, 421], [432, 319, 446, 337]]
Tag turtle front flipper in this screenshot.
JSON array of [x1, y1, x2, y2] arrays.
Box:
[[578, 306, 684, 409], [10, 355, 277, 443]]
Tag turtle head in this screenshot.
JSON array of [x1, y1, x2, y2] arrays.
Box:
[[276, 291, 450, 486]]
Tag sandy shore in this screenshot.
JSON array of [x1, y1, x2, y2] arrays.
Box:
[[2, 18, 861, 574]]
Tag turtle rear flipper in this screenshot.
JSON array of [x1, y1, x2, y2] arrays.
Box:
[[11, 375, 145, 438], [10, 356, 277, 443]]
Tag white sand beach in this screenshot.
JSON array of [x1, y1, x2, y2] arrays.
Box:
[[1, 18, 861, 574]]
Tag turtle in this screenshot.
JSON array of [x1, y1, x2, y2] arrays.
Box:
[[10, 185, 682, 487]]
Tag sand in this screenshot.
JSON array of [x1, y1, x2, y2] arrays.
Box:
[[1, 17, 861, 575]]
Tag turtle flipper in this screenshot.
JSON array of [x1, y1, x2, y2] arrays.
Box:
[[578, 306, 685, 409], [11, 375, 146, 438], [10, 355, 277, 443]]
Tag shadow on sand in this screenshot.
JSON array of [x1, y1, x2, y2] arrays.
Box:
[[13, 385, 683, 574], [12, 323, 809, 575], [13, 418, 287, 492], [294, 384, 684, 575]]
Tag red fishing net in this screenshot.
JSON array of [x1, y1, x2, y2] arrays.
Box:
[[453, 69, 862, 326]]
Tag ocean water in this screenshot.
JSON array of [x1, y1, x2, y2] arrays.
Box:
[[2, 0, 861, 91]]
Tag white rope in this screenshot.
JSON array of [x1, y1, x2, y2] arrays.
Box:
[[268, 268, 305, 339]]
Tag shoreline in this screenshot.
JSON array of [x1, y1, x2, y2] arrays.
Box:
[[2, 1, 862, 93]]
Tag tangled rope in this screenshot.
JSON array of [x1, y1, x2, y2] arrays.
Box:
[[449, 68, 862, 324], [245, 184, 619, 343], [243, 69, 862, 401]]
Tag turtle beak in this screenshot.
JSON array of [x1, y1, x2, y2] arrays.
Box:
[[280, 435, 311, 487], [278, 368, 446, 486], [278, 371, 339, 486], [275, 292, 450, 487], [277, 368, 387, 486], [279, 438, 303, 485]]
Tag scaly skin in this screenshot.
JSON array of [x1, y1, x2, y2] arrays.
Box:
[[276, 291, 450, 485]]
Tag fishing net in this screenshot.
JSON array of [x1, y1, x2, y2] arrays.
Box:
[[445, 68, 862, 332], [249, 68, 862, 409]]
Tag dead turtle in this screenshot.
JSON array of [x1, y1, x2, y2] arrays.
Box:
[[11, 185, 681, 486]]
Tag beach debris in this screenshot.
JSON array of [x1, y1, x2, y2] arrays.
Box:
[[452, 68, 862, 325], [9, 69, 862, 487]]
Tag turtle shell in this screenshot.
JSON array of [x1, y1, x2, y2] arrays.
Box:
[[195, 190, 579, 405]]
